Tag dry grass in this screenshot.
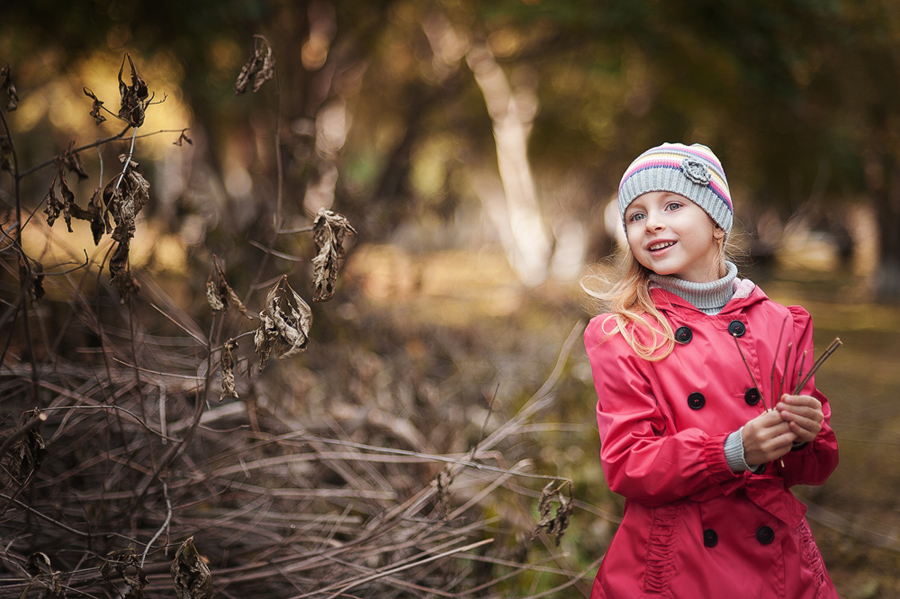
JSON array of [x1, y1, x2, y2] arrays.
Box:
[[0, 263, 599, 598]]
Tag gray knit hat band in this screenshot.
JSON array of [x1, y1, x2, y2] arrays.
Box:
[[618, 143, 734, 236]]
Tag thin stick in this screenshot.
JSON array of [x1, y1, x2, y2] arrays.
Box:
[[113, 126, 139, 191], [770, 316, 789, 407], [733, 335, 766, 410], [795, 349, 810, 393], [779, 342, 793, 402], [793, 338, 842, 395], [319, 538, 494, 599], [141, 481, 172, 567]]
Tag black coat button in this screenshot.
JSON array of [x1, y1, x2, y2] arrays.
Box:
[[728, 320, 746, 337], [703, 529, 718, 547], [688, 392, 705, 410], [675, 326, 693, 344], [756, 525, 775, 545], [744, 387, 761, 406]]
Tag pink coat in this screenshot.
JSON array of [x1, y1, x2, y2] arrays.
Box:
[[584, 284, 839, 599]]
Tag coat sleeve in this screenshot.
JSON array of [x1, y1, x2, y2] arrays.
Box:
[[778, 305, 839, 487], [584, 316, 740, 506]]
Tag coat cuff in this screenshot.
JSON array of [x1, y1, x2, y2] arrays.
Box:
[[704, 432, 740, 483]]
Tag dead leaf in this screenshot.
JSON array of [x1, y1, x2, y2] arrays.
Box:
[[171, 536, 212, 599], [44, 175, 63, 228], [434, 467, 453, 518], [25, 551, 51, 577], [44, 168, 94, 233], [312, 208, 357, 302], [118, 53, 149, 127], [531, 480, 573, 546], [254, 275, 312, 371], [101, 548, 147, 599], [106, 156, 150, 288], [30, 259, 45, 300], [83, 86, 107, 125], [1, 64, 18, 112], [234, 38, 275, 95], [23, 553, 63, 598], [7, 409, 47, 484], [206, 257, 251, 318], [112, 267, 141, 302], [88, 188, 108, 245], [220, 339, 239, 401], [0, 136, 12, 172], [62, 141, 90, 181]]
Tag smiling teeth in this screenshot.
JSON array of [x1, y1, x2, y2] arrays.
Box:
[[649, 241, 675, 251]]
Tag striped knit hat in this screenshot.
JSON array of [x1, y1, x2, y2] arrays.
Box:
[[618, 143, 733, 236]]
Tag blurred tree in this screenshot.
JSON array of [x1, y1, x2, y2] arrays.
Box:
[[4, 0, 900, 297]]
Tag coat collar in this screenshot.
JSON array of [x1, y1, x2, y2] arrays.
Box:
[[651, 280, 767, 316]]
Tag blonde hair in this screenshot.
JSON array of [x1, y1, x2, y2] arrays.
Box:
[[582, 229, 734, 361], [581, 251, 676, 361]]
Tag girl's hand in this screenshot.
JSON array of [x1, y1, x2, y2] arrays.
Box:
[[742, 410, 796, 466], [776, 394, 824, 444]]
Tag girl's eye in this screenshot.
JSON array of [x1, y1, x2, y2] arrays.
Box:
[[666, 202, 682, 211], [628, 212, 645, 222]]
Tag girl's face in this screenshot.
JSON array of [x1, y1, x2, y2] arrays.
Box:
[[624, 191, 726, 283]]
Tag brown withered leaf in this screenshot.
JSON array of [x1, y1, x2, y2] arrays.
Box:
[[206, 280, 225, 311], [44, 169, 93, 232], [59, 169, 93, 228], [206, 256, 251, 318], [83, 86, 107, 125], [30, 259, 45, 300], [112, 266, 141, 302], [254, 275, 312, 371], [44, 176, 63, 228], [434, 467, 453, 518], [105, 156, 149, 298], [8, 409, 47, 485], [531, 481, 574, 547], [107, 156, 150, 245], [62, 141, 89, 180], [234, 39, 275, 95], [88, 188, 109, 245], [25, 551, 52, 576], [118, 53, 149, 127], [1, 64, 18, 112], [100, 548, 147, 599], [171, 537, 212, 599], [24, 552, 64, 598], [312, 208, 357, 302], [220, 339, 239, 401], [1, 136, 12, 172]]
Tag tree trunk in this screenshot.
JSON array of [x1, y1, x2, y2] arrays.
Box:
[[467, 44, 552, 287], [868, 107, 900, 302]]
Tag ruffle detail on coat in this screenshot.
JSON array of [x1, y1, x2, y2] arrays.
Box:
[[798, 520, 831, 598], [642, 503, 681, 594]]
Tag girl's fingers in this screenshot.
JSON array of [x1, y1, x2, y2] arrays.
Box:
[[787, 420, 818, 442], [779, 408, 822, 442], [779, 394, 822, 412]]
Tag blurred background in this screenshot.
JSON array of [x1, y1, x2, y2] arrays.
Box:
[[2, 1, 900, 597]]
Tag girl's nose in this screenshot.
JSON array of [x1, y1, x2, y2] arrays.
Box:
[[644, 211, 664, 231]]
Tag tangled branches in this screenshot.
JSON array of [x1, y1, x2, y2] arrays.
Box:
[[0, 320, 583, 598]]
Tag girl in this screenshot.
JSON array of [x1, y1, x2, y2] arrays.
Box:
[[582, 143, 839, 598]]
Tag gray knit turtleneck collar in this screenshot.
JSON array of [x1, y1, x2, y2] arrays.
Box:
[[649, 261, 738, 315]]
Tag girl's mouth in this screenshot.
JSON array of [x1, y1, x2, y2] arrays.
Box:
[[648, 241, 676, 252]]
